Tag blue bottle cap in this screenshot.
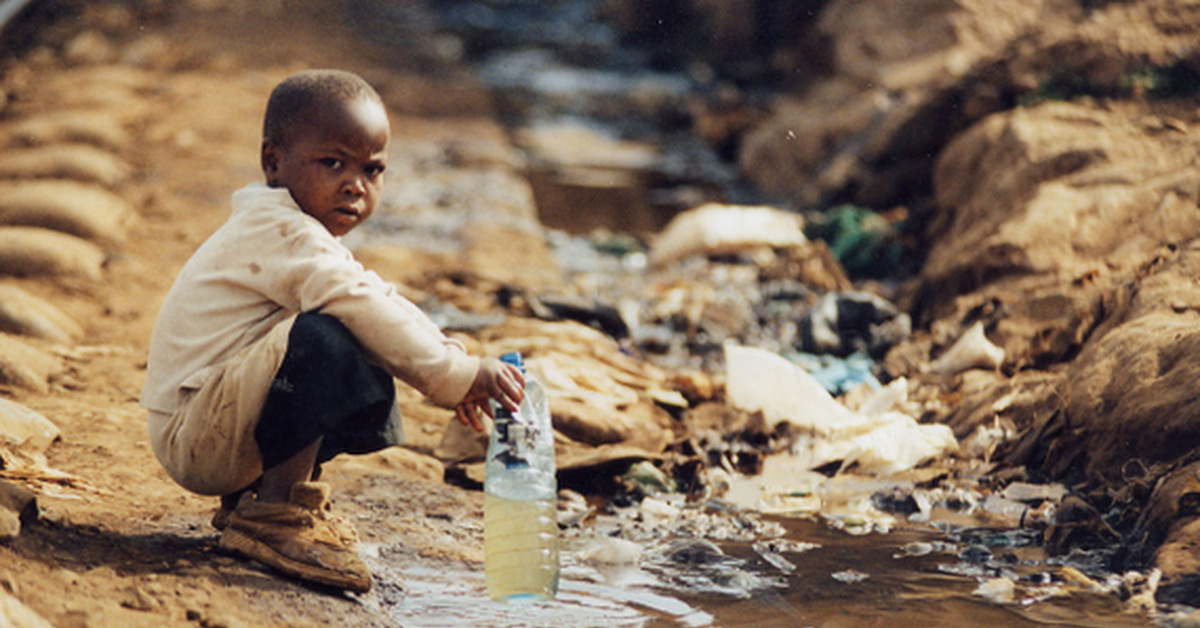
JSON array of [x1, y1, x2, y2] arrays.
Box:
[[500, 352, 524, 370]]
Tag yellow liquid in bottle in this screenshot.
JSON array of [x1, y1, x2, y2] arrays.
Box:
[[484, 494, 560, 602]]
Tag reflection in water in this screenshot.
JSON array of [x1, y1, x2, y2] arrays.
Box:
[[368, 507, 1148, 628]]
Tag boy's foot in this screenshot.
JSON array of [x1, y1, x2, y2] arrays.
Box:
[[218, 482, 370, 593]]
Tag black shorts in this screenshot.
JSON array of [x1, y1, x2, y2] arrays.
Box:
[[254, 311, 403, 470]]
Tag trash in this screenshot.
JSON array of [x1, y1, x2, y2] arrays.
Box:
[[930, 321, 1005, 375], [806, 204, 905, 278], [800, 291, 911, 358], [622, 460, 677, 495], [831, 569, 870, 584], [724, 343, 957, 475], [789, 351, 881, 396], [649, 203, 808, 268], [973, 577, 1016, 603]]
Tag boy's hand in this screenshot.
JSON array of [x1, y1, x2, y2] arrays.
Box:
[[454, 358, 525, 433]]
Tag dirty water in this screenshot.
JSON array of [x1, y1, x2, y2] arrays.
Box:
[[365, 512, 1143, 628]]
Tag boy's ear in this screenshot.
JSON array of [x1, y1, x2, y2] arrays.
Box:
[[261, 141, 280, 182]]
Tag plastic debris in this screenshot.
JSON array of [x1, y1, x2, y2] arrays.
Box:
[[931, 321, 1005, 375], [789, 351, 880, 396], [622, 460, 678, 495], [973, 577, 1016, 603], [807, 204, 905, 278], [724, 344, 957, 475], [800, 291, 911, 358], [649, 203, 807, 268], [831, 569, 870, 584]]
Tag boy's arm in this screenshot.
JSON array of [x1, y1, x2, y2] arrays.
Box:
[[261, 235, 481, 408]]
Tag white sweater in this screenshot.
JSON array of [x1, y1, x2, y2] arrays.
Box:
[[141, 183, 479, 414]]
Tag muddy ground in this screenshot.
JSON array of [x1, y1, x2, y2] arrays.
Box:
[[0, 2, 525, 626]]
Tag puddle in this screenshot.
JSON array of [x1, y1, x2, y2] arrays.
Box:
[[364, 493, 1151, 628]]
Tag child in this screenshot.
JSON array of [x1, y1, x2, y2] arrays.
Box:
[[140, 69, 523, 593]]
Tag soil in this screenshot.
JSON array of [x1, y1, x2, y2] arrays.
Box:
[[0, 2, 511, 626]]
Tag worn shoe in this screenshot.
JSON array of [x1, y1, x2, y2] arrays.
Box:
[[218, 483, 370, 593]]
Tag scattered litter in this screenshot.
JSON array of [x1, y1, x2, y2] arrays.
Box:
[[931, 321, 1005, 375], [831, 569, 870, 584], [800, 291, 911, 358], [973, 577, 1015, 603], [649, 203, 807, 268]]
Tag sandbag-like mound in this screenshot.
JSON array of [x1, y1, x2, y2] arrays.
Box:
[[5, 110, 129, 152], [0, 180, 130, 243], [0, 333, 63, 394], [0, 284, 84, 344], [0, 144, 132, 187], [0, 227, 107, 280]]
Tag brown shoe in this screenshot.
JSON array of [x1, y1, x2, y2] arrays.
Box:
[[218, 484, 370, 593]]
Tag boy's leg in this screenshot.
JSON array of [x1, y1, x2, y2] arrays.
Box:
[[218, 312, 397, 592], [258, 436, 323, 503], [253, 311, 401, 477]]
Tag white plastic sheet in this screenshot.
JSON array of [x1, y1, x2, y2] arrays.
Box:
[[724, 343, 957, 475]]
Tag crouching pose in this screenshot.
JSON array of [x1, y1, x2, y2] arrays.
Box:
[[141, 69, 523, 592]]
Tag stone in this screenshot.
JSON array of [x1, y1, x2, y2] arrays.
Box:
[[0, 586, 53, 627]]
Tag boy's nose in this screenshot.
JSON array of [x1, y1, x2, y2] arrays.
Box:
[[343, 175, 367, 196]]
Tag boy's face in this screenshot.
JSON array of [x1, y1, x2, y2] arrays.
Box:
[[262, 96, 390, 237]]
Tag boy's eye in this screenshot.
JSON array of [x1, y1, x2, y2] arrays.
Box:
[[321, 158, 344, 170], [366, 164, 386, 177]]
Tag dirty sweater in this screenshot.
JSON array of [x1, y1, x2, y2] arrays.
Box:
[[140, 183, 479, 415]]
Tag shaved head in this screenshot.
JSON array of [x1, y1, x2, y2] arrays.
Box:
[[262, 69, 383, 148]]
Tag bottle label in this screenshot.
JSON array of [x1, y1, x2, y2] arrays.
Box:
[[493, 415, 538, 469]]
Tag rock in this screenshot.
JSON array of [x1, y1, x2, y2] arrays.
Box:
[[0, 284, 85, 343], [0, 397, 60, 453], [1017, 242, 1200, 485], [648, 202, 808, 268], [737, 0, 1200, 207], [0, 334, 64, 394], [0, 480, 38, 541], [0, 587, 54, 628], [0, 180, 131, 243], [0, 144, 133, 187], [63, 31, 116, 66], [0, 227, 107, 280]]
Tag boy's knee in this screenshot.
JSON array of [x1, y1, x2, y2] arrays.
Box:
[[291, 312, 360, 358]]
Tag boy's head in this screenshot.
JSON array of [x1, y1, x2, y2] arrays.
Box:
[[261, 69, 389, 237]]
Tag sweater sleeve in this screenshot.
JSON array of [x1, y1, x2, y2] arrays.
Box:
[[257, 226, 480, 408]]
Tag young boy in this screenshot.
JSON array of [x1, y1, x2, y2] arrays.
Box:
[[141, 69, 523, 593]]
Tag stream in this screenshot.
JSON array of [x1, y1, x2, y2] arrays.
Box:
[[354, 2, 1158, 626]]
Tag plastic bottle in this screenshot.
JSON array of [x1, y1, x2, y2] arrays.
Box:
[[484, 352, 559, 602]]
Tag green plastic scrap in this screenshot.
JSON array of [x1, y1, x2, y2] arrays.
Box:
[[621, 460, 677, 494], [808, 204, 905, 278]]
